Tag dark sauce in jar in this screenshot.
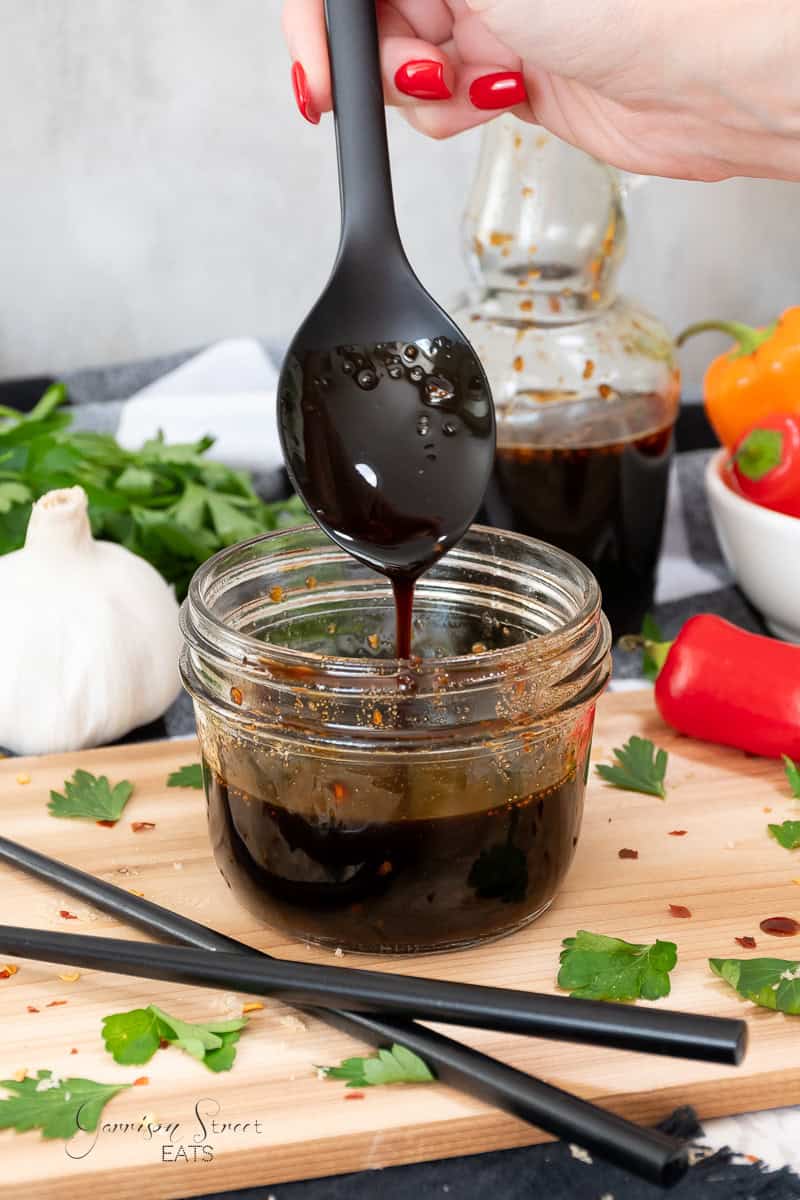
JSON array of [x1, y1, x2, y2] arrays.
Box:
[[483, 420, 673, 636], [205, 767, 583, 953], [279, 337, 494, 658]]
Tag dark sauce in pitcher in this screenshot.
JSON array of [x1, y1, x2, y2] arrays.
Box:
[[205, 767, 582, 953], [483, 422, 673, 636], [279, 337, 494, 658]]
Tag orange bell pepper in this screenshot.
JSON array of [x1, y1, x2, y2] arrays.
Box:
[[678, 306, 800, 449]]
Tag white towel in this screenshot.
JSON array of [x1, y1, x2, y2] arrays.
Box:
[[116, 338, 284, 478]]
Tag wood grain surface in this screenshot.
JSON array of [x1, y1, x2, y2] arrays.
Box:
[[1, 691, 798, 1199]]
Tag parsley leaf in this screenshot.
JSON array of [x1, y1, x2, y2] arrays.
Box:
[[0, 386, 308, 599], [768, 821, 800, 850], [102, 1004, 247, 1072], [149, 1005, 246, 1062], [0, 481, 31, 513], [101, 1008, 166, 1065], [783, 755, 800, 800], [167, 763, 204, 790], [320, 1045, 435, 1088], [203, 1032, 243, 1073], [0, 1070, 129, 1140], [48, 770, 133, 822], [595, 736, 668, 799], [710, 957, 800, 1014], [558, 930, 678, 1001]]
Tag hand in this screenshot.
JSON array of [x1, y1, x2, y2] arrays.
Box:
[[282, 0, 800, 182]]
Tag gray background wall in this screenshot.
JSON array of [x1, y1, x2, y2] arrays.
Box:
[[1, 0, 798, 393]]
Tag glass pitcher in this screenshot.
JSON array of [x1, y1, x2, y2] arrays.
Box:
[[452, 118, 680, 636]]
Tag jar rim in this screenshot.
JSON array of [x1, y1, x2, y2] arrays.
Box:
[[181, 522, 607, 684]]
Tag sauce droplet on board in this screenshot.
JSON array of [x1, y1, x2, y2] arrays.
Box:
[[760, 916, 800, 936]]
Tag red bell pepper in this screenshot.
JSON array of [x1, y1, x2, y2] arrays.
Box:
[[648, 614, 800, 759], [730, 413, 800, 519]]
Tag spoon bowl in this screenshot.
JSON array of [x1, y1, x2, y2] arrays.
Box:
[[279, 315, 494, 579], [277, 0, 494, 592]]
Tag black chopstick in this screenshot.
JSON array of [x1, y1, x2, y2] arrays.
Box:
[[0, 835, 689, 1186], [0, 922, 746, 1065]]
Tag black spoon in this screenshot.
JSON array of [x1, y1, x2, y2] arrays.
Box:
[[277, 0, 495, 655]]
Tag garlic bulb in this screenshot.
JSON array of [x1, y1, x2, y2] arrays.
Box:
[[0, 487, 182, 754]]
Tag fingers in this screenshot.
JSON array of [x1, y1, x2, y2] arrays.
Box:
[[283, 0, 458, 114], [403, 67, 532, 140], [381, 35, 457, 104], [282, 0, 330, 121], [282, 0, 530, 137]]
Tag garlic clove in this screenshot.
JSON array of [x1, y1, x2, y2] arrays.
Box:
[[0, 487, 183, 755]]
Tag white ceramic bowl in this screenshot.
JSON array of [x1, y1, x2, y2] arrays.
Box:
[[705, 448, 800, 642]]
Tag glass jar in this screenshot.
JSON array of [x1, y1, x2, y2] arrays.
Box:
[[451, 119, 681, 636], [180, 525, 611, 954]]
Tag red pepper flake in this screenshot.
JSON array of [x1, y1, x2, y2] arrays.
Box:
[[519, 299, 533, 313], [26, 1006, 39, 1014], [0, 966, 17, 980], [159, 1039, 171, 1049], [377, 861, 393, 877], [669, 904, 692, 919], [96, 819, 117, 828], [46, 1000, 67, 1008], [598, 383, 613, 399], [230, 686, 243, 706], [618, 848, 639, 859], [735, 936, 757, 949], [133, 1076, 149, 1087], [512, 355, 524, 372], [332, 782, 347, 804], [131, 822, 156, 833], [59, 910, 78, 920], [70, 1048, 78, 1055], [269, 585, 284, 603], [760, 916, 800, 937], [344, 1092, 365, 1101], [548, 295, 562, 314], [668, 830, 688, 837], [582, 359, 595, 380]]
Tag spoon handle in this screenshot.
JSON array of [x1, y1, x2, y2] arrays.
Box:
[[325, 0, 402, 254]]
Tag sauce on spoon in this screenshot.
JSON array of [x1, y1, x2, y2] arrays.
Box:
[[281, 335, 493, 657]]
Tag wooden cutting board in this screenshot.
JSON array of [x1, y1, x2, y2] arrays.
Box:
[[1, 690, 799, 1200]]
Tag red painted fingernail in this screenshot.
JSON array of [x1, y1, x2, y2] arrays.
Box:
[[394, 60, 452, 101], [469, 71, 527, 111], [291, 61, 320, 125]]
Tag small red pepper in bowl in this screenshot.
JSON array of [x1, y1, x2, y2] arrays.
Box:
[[637, 614, 800, 759], [729, 414, 800, 519]]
